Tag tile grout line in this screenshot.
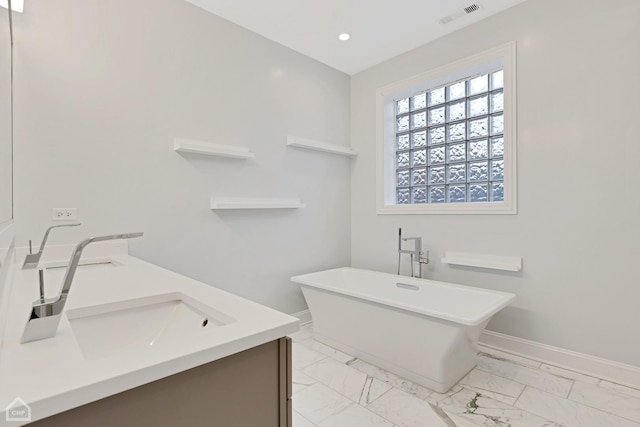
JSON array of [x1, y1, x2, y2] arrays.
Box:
[[366, 405, 397, 427], [477, 358, 573, 383], [430, 386, 465, 404], [362, 386, 400, 427], [428, 402, 459, 427], [474, 363, 575, 399], [296, 410, 317, 427], [473, 365, 532, 393], [517, 383, 640, 427], [301, 357, 394, 416], [323, 401, 356, 423], [301, 354, 329, 371], [357, 375, 372, 405], [599, 379, 640, 396], [365, 383, 395, 408], [478, 349, 542, 369], [512, 386, 571, 426], [568, 382, 640, 424], [461, 384, 519, 403], [540, 363, 603, 386], [514, 384, 527, 406], [566, 379, 575, 399]]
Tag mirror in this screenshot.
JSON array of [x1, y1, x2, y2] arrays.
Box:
[[0, 3, 12, 224]]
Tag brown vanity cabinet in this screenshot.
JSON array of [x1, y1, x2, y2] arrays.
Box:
[[29, 337, 293, 427]]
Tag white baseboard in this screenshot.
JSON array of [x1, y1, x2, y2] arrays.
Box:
[[480, 330, 640, 390], [291, 309, 312, 325]]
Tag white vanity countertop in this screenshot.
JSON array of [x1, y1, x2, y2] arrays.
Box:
[[0, 249, 299, 425]]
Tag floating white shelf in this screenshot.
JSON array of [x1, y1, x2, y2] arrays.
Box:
[[174, 138, 254, 159], [441, 251, 522, 272], [210, 197, 306, 210], [286, 136, 357, 158]]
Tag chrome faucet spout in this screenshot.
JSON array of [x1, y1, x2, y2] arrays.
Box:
[[397, 229, 429, 278], [23, 223, 82, 269], [59, 232, 143, 297], [21, 232, 144, 343]]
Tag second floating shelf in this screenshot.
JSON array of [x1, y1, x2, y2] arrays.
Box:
[[174, 137, 254, 159], [210, 197, 306, 210]]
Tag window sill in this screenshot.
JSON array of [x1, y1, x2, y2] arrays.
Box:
[[377, 201, 516, 215]]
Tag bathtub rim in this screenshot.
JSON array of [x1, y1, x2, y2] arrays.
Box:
[[291, 267, 515, 327]]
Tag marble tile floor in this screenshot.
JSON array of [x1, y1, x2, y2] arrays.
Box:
[[290, 323, 640, 427]]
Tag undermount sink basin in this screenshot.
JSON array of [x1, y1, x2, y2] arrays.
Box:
[[66, 293, 235, 360]]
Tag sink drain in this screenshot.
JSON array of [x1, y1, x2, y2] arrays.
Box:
[[202, 318, 209, 327]]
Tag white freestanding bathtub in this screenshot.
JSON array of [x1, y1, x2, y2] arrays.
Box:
[[291, 267, 515, 392]]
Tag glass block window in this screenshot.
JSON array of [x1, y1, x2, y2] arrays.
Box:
[[394, 70, 505, 205], [377, 42, 516, 214]]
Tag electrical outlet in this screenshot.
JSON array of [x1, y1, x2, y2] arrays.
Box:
[[52, 208, 77, 221]]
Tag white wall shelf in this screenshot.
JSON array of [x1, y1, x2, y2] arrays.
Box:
[[286, 136, 357, 158], [210, 198, 306, 210], [441, 251, 522, 272], [174, 138, 254, 159]]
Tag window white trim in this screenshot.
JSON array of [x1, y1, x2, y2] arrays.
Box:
[[376, 42, 517, 215]]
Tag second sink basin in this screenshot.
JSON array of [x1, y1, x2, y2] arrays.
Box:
[[66, 293, 235, 360]]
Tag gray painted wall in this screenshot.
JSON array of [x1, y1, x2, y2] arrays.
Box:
[[350, 0, 640, 367], [12, 0, 351, 314]]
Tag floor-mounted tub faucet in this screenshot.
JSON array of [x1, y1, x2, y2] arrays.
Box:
[[23, 223, 82, 269], [21, 232, 143, 343], [397, 228, 429, 278]]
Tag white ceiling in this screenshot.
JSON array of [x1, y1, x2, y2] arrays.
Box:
[[183, 0, 526, 75]]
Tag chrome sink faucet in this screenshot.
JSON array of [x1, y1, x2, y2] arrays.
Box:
[[397, 228, 429, 278], [23, 223, 82, 269], [21, 232, 143, 344]]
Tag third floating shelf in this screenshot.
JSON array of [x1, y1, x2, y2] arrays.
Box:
[[286, 136, 357, 158]]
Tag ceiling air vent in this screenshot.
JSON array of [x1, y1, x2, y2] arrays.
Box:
[[439, 3, 483, 24], [464, 4, 481, 14]]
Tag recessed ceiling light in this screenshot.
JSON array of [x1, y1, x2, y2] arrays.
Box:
[[338, 33, 350, 41]]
